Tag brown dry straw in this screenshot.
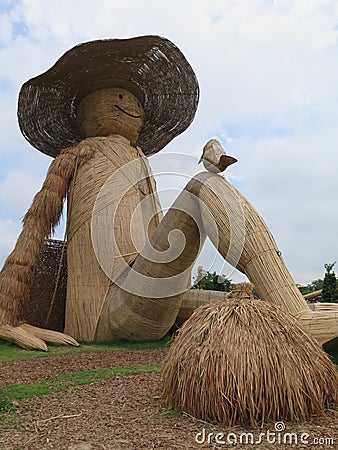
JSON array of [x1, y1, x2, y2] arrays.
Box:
[[194, 172, 338, 345], [66, 132, 202, 342], [0, 145, 94, 328], [176, 289, 230, 327], [162, 283, 338, 426]]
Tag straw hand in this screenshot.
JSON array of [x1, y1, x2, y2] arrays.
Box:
[[0, 323, 79, 351]]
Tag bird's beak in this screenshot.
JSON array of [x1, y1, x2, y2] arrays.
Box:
[[220, 154, 238, 169], [198, 157, 203, 164]]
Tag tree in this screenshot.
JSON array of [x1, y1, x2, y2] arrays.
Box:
[[322, 262, 338, 303], [309, 279, 324, 292], [192, 266, 231, 291]]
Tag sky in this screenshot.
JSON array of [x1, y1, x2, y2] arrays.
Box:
[[0, 0, 338, 285]]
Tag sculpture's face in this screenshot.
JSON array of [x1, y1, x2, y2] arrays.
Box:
[[76, 87, 144, 144]]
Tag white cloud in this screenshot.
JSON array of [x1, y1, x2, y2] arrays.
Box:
[[0, 218, 21, 264], [0, 13, 12, 43], [0, 167, 46, 216]]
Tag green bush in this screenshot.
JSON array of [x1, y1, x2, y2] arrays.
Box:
[[192, 266, 231, 291], [322, 262, 338, 303]]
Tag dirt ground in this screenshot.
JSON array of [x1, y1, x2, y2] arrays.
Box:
[[1, 348, 337, 450]]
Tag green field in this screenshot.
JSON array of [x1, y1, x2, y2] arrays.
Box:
[[0, 335, 172, 362]]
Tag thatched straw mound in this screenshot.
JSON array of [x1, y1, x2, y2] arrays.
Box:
[[162, 283, 338, 426]]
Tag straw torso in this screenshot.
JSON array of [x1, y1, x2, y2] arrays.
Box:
[[65, 134, 162, 340]]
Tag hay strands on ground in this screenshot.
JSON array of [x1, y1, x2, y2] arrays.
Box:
[[162, 283, 338, 427]]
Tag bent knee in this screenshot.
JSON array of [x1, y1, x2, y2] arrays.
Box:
[[185, 171, 233, 197]]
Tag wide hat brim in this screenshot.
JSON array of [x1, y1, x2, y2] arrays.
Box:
[[17, 36, 199, 157]]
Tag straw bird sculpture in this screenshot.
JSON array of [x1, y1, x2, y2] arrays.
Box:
[[0, 36, 337, 350], [198, 139, 237, 173]]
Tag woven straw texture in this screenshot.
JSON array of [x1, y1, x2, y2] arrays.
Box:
[[24, 239, 66, 332], [76, 87, 144, 145], [17, 36, 199, 158], [192, 172, 309, 316], [295, 309, 338, 345], [95, 200, 201, 342], [21, 236, 230, 334], [313, 302, 338, 311], [193, 172, 338, 344], [176, 289, 230, 326], [64, 134, 163, 341], [93, 172, 204, 341], [162, 283, 338, 426]]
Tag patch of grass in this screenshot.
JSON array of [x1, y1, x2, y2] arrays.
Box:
[[0, 397, 14, 415], [0, 334, 172, 362], [162, 409, 183, 419], [0, 363, 161, 416]]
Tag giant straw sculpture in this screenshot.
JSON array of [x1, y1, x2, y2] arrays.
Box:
[[0, 36, 337, 350]]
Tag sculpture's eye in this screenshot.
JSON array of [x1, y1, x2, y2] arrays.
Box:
[[119, 93, 123, 100]]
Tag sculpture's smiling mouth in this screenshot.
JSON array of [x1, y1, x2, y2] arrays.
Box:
[[115, 104, 141, 118]]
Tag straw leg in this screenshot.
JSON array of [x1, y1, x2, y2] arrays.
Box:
[[95, 188, 206, 341], [191, 172, 338, 344], [176, 289, 230, 326], [96, 171, 338, 344]]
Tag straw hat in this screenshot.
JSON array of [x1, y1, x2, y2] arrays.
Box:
[[17, 36, 199, 158]]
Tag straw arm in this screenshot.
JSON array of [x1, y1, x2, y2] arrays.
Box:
[[0, 145, 94, 328], [303, 289, 322, 300]]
